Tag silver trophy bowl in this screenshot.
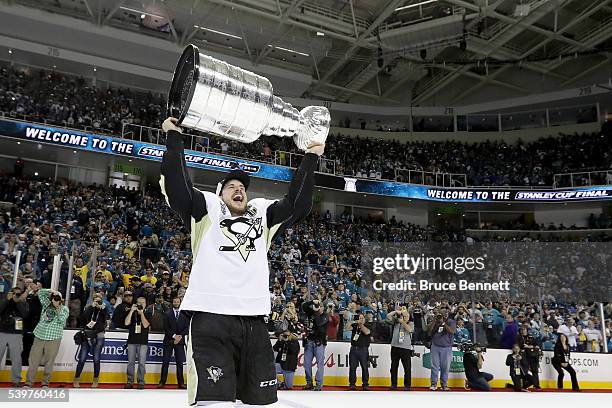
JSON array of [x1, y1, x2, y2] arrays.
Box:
[[167, 44, 330, 151]]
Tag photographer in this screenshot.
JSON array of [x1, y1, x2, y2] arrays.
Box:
[[552, 333, 580, 391], [273, 321, 301, 390], [461, 343, 493, 391], [410, 300, 426, 344], [426, 306, 456, 391], [347, 312, 372, 391], [506, 344, 534, 392], [516, 325, 541, 389], [111, 290, 133, 329], [387, 305, 415, 391], [124, 296, 151, 390], [73, 293, 108, 388], [302, 299, 328, 391], [0, 287, 29, 387], [25, 289, 69, 388]]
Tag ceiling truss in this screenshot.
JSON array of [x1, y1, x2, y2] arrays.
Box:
[[8, 0, 612, 106]]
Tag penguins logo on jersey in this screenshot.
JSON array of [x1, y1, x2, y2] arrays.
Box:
[[219, 217, 263, 261]]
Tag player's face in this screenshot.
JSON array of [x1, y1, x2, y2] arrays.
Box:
[[221, 180, 248, 215]]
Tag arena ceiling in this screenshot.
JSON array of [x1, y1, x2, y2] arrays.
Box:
[[9, 0, 612, 106]]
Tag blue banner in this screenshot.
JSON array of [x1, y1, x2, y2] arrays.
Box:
[[1, 118, 611, 203], [0, 119, 293, 182], [355, 180, 612, 202], [77, 337, 175, 365]]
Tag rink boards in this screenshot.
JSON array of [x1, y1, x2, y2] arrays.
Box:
[[1, 330, 611, 389]]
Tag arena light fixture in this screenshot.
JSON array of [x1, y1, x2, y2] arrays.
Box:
[[395, 0, 438, 12], [119, 6, 164, 20], [316, 31, 325, 36], [193, 25, 242, 40], [267, 44, 309, 57]]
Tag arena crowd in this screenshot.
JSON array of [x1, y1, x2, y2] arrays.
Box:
[[0, 174, 609, 359], [1, 64, 611, 187]]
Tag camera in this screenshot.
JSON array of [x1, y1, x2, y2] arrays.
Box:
[[137, 304, 143, 311], [459, 343, 486, 353], [408, 349, 421, 358], [51, 294, 62, 302]]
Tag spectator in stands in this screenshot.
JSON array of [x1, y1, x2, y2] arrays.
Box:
[[140, 266, 157, 286], [0, 287, 29, 386], [325, 302, 340, 341], [454, 319, 471, 344], [67, 273, 85, 328], [501, 314, 518, 349], [124, 296, 151, 390], [73, 292, 108, 388], [582, 320, 603, 353], [558, 318, 579, 351], [25, 289, 69, 388]]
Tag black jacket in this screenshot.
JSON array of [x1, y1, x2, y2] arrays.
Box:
[[78, 305, 108, 334], [350, 321, 373, 347], [162, 308, 188, 345], [274, 339, 300, 371], [552, 341, 571, 365], [301, 301, 328, 345], [0, 297, 29, 334], [23, 294, 41, 332], [506, 353, 529, 377], [516, 334, 540, 359], [112, 302, 132, 329]]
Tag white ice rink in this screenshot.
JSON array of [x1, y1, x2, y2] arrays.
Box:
[[2, 389, 611, 408]]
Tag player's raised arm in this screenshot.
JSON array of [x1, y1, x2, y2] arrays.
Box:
[[159, 117, 207, 229], [266, 143, 324, 239]]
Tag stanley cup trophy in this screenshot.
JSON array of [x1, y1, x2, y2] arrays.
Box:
[[167, 44, 330, 151]]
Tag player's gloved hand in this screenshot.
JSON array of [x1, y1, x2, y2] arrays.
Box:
[[162, 117, 183, 133]]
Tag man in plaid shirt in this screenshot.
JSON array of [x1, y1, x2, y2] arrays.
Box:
[[25, 288, 69, 388]]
